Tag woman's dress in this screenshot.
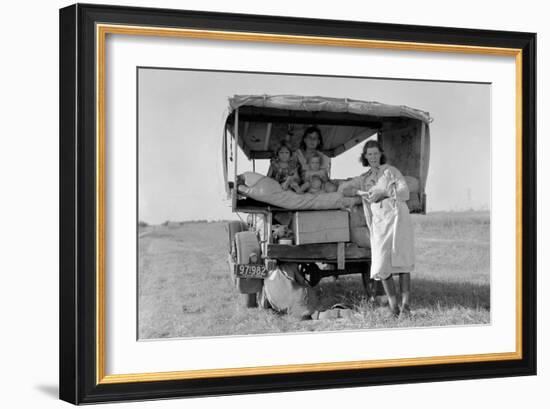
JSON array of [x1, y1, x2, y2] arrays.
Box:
[[346, 164, 415, 280]]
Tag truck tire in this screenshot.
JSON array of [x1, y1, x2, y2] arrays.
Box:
[[226, 221, 249, 284], [227, 220, 248, 254], [235, 231, 260, 264], [235, 231, 263, 305]]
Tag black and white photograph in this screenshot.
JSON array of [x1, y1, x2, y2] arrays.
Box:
[[137, 68, 490, 339], [2, 0, 544, 406]]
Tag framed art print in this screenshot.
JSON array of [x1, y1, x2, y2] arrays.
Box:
[[59, 3, 536, 404]]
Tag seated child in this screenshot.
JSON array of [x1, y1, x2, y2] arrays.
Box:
[[266, 144, 301, 192], [301, 153, 340, 194], [300, 153, 328, 192]]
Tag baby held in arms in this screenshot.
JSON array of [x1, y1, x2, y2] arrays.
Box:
[[301, 153, 337, 194], [305, 175, 323, 195]]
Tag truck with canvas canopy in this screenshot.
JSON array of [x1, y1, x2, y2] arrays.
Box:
[[222, 95, 432, 308]]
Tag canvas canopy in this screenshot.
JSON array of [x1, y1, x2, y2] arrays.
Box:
[[225, 95, 432, 160]]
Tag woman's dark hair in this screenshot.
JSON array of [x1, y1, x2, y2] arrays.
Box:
[[300, 126, 324, 151], [360, 140, 387, 167]]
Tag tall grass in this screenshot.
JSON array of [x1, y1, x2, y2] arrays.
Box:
[[138, 211, 490, 339]]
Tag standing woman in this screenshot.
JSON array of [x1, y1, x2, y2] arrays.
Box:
[[294, 126, 331, 180], [344, 140, 414, 317]]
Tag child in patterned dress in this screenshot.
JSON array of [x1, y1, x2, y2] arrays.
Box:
[[267, 143, 301, 192]]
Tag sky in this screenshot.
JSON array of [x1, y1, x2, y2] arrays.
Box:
[[138, 68, 490, 224]]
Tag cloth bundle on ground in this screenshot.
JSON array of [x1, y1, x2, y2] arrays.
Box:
[[237, 172, 361, 210], [260, 263, 355, 320], [260, 263, 319, 319]]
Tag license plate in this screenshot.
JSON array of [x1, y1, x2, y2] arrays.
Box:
[[234, 264, 268, 279]]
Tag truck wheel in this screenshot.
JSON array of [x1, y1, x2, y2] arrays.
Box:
[[235, 231, 263, 306], [235, 231, 260, 264], [227, 220, 248, 253], [244, 293, 258, 308], [227, 221, 249, 283]]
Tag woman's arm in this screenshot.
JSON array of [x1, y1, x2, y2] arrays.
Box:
[[387, 166, 410, 202], [340, 175, 363, 197]]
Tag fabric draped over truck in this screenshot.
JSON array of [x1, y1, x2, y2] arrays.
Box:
[[225, 95, 433, 162], [224, 94, 431, 212], [237, 172, 361, 210], [229, 95, 432, 124]]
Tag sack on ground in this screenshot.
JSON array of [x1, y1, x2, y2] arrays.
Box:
[[262, 263, 319, 319]]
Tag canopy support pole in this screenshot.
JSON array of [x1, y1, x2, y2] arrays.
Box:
[[419, 122, 426, 193], [234, 108, 239, 185], [419, 122, 427, 213], [264, 122, 272, 152]]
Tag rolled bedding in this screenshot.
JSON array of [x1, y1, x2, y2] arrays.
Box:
[[237, 172, 361, 210], [238, 172, 425, 249]]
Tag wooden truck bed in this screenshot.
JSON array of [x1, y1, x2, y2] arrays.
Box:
[[266, 242, 370, 263]]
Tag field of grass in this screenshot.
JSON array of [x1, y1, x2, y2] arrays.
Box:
[[138, 211, 490, 339]]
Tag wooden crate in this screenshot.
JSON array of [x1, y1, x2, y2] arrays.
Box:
[[292, 210, 349, 245]]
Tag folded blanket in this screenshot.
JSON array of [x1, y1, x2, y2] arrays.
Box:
[[238, 172, 361, 210]]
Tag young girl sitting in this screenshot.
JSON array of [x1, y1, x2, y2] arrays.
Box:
[[300, 153, 328, 191], [267, 143, 302, 192]]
